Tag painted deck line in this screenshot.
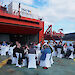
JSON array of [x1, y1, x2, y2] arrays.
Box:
[[0, 57, 10, 68]]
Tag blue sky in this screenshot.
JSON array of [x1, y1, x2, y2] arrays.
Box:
[[1, 0, 75, 34]]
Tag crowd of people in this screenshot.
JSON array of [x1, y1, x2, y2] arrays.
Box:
[[0, 40, 75, 69], [51, 41, 75, 59]]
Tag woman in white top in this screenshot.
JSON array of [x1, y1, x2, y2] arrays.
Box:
[[63, 43, 68, 54]]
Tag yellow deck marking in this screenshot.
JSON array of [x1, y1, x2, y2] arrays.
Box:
[[71, 63, 75, 64], [0, 58, 10, 68], [73, 59, 75, 62]]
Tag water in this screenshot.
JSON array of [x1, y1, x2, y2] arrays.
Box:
[[44, 40, 74, 46]]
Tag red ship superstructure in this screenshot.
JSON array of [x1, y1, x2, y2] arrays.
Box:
[[0, 2, 44, 44]]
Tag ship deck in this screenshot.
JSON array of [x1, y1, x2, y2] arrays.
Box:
[[0, 56, 75, 75]]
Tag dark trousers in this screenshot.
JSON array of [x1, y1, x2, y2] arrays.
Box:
[[65, 50, 72, 58]]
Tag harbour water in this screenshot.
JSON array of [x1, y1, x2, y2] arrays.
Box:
[[44, 40, 74, 46]]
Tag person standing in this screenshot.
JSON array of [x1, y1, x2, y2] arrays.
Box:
[[40, 44, 51, 69], [73, 42, 75, 57], [13, 41, 24, 67], [2, 41, 7, 46], [28, 43, 36, 54], [40, 44, 51, 61], [65, 44, 74, 59]]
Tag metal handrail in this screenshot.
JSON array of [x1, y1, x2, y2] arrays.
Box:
[[0, 7, 41, 20]]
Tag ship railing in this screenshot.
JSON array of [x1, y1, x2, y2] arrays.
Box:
[[20, 10, 40, 20], [0, 7, 42, 20]]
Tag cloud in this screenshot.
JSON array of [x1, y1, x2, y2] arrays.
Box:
[[17, 0, 33, 5], [0, 0, 10, 6], [64, 24, 75, 33], [44, 21, 53, 32], [52, 23, 75, 34], [39, 0, 75, 24], [2, 0, 33, 5], [2, 0, 75, 34]]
